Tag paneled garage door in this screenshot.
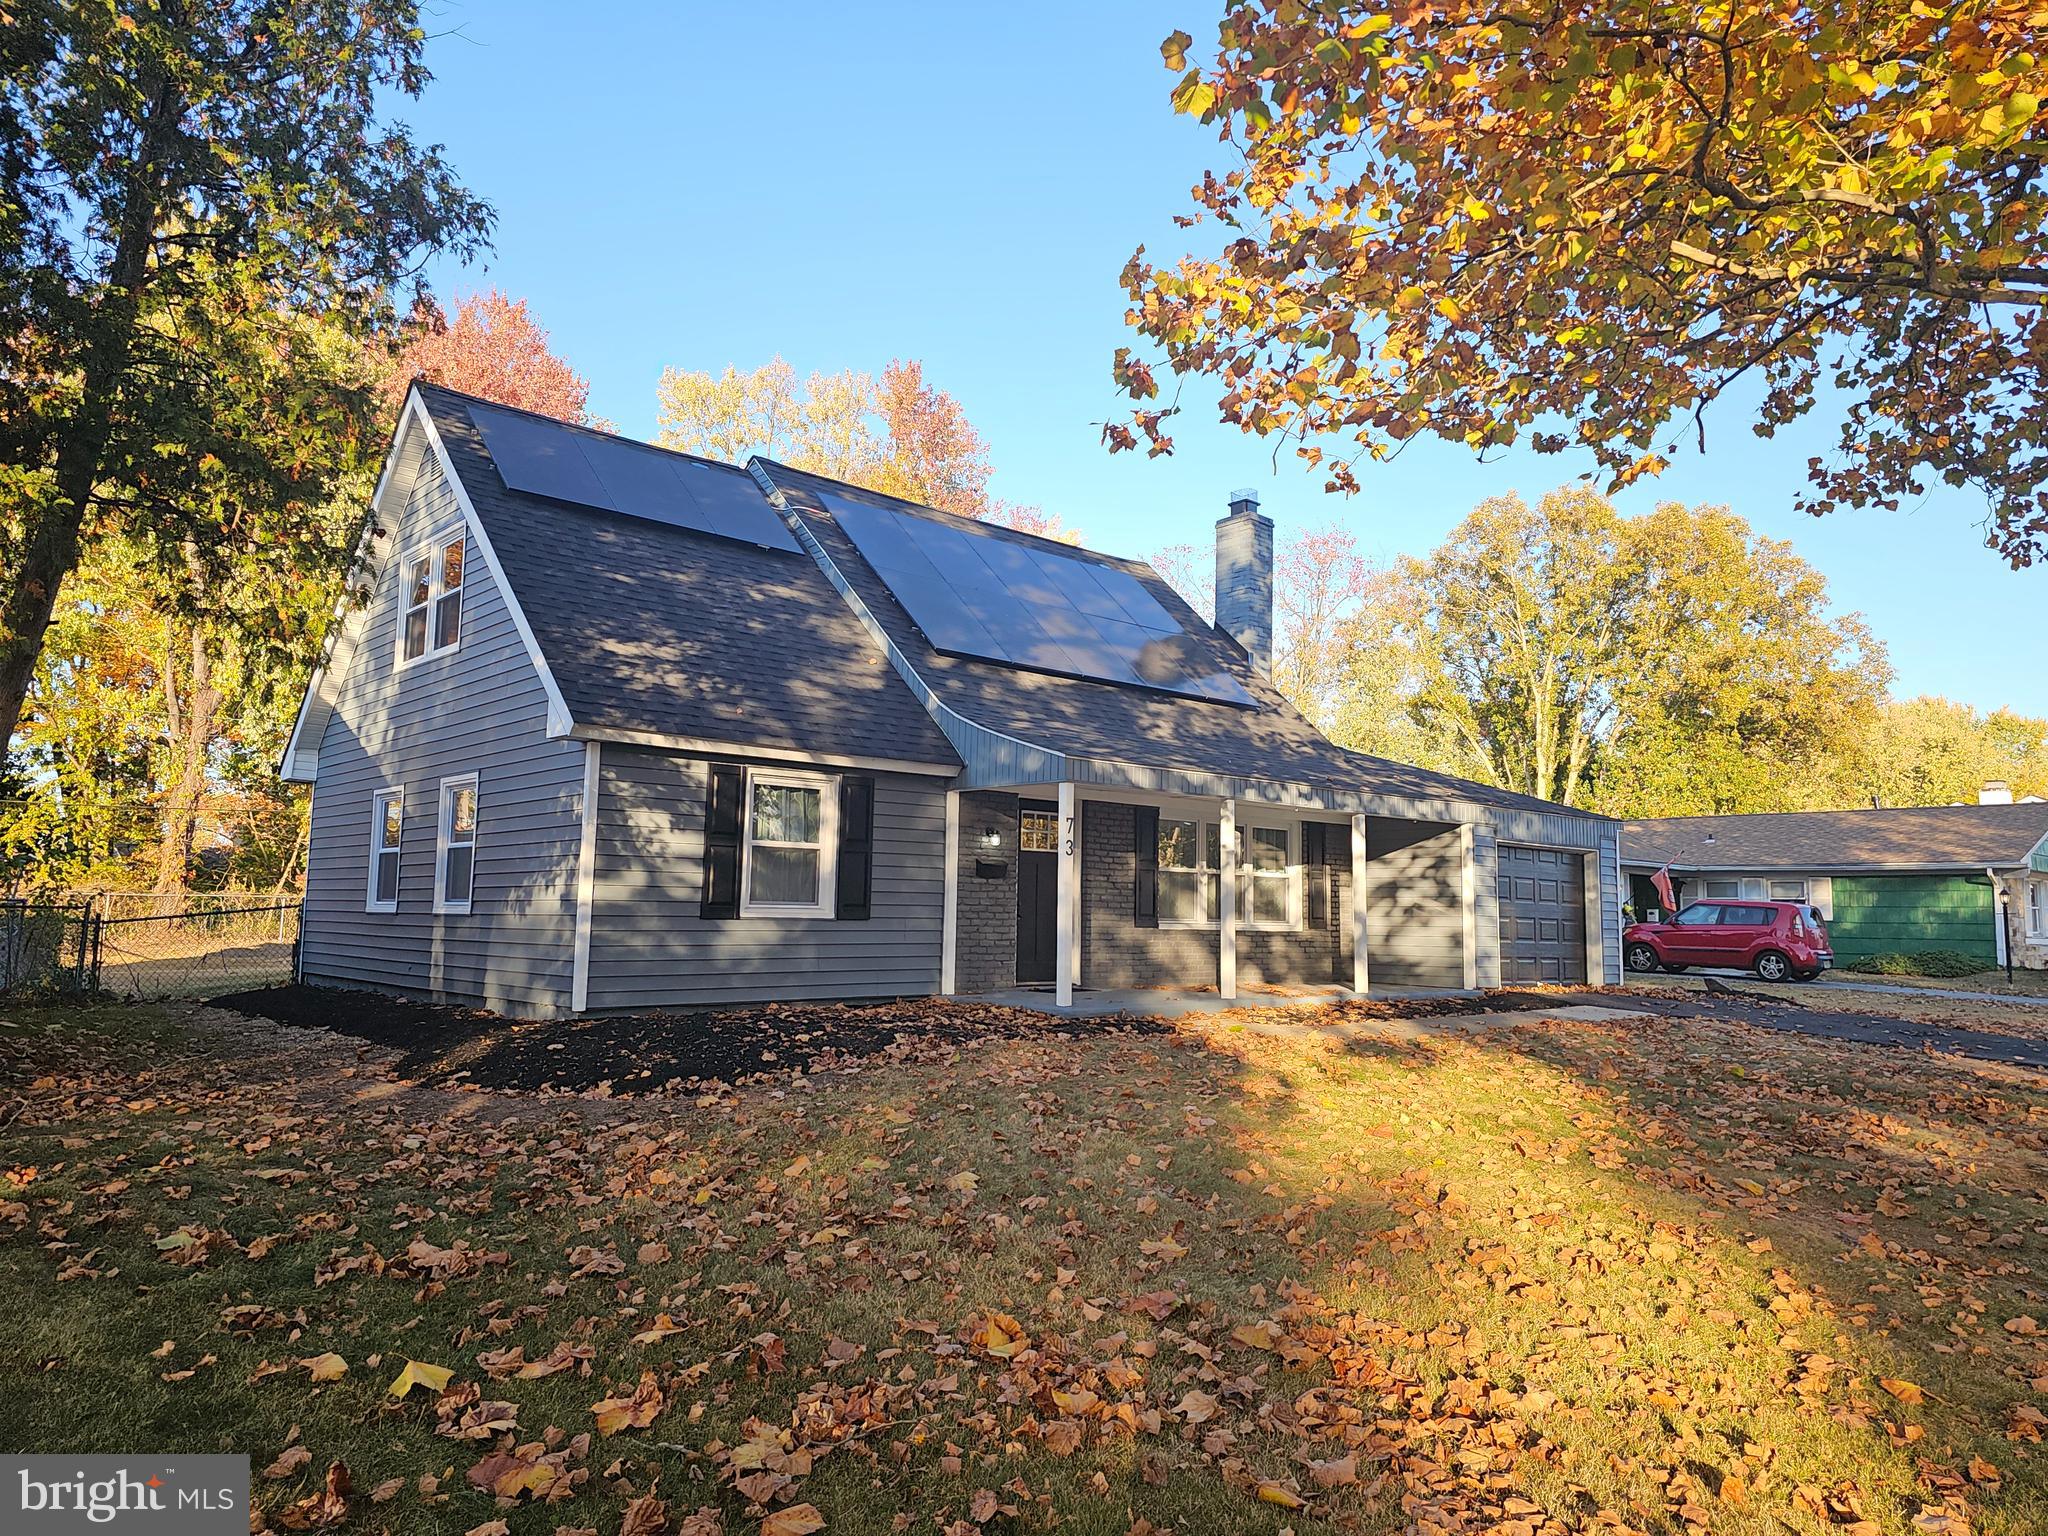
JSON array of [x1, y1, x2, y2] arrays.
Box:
[[1498, 845, 1587, 984]]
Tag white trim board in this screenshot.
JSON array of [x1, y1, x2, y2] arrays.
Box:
[[571, 741, 600, 1013], [572, 723, 958, 779]]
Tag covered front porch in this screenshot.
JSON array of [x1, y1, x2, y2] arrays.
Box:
[[939, 777, 1486, 1011]]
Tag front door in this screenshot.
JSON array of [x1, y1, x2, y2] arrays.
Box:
[[1015, 807, 1059, 985]]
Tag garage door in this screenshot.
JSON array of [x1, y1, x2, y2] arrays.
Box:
[[1498, 845, 1587, 984]]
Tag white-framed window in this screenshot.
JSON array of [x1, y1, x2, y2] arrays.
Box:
[[741, 768, 837, 918], [1158, 819, 1222, 927], [366, 787, 403, 913], [1157, 817, 1299, 930], [1702, 878, 1740, 899], [1243, 824, 1298, 927], [2029, 879, 2048, 938], [1767, 879, 1809, 901], [433, 773, 479, 914], [399, 531, 466, 664]]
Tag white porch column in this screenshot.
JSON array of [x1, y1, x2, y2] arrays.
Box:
[[1350, 813, 1370, 995], [1459, 822, 1479, 990], [1219, 798, 1238, 1000], [1055, 782, 1077, 1008], [941, 790, 960, 995]]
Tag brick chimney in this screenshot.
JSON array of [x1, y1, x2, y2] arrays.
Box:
[[1981, 780, 2014, 805], [1214, 488, 1273, 675]]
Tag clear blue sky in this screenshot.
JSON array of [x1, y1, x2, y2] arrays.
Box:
[[400, 1, 2041, 715]]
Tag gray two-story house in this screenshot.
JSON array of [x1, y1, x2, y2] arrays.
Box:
[[280, 383, 1619, 1016]]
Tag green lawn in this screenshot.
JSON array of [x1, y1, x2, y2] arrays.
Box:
[[2, 996, 2043, 1534]]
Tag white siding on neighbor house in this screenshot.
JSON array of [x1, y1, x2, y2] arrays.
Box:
[[300, 461, 585, 1015], [585, 745, 946, 1010]]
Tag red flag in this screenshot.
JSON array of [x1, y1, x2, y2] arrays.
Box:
[[1649, 864, 1677, 915]]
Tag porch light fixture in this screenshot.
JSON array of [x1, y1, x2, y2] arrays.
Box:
[[979, 826, 1001, 851]]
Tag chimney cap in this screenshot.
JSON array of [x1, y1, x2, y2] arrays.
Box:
[[1227, 487, 1261, 511]]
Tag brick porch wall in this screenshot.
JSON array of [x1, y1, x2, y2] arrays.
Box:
[[955, 791, 1020, 993], [1079, 800, 1348, 989]]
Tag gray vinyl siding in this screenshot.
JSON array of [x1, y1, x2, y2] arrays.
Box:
[[1472, 826, 1502, 987], [1363, 819, 1466, 990], [300, 458, 584, 1015], [585, 745, 945, 1009]]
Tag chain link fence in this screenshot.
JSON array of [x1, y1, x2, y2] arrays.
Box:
[[0, 901, 97, 993], [93, 901, 301, 998], [0, 896, 301, 999]]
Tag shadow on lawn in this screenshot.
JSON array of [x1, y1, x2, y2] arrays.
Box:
[[1214, 1005, 2048, 1533]]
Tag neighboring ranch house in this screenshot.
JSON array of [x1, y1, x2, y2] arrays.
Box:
[[1622, 800, 2048, 971], [281, 384, 1619, 1017]]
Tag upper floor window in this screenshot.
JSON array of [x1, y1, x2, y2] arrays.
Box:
[[401, 533, 465, 664]]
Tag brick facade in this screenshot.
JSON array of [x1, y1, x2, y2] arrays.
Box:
[[955, 791, 1020, 994], [1078, 800, 1348, 990], [1996, 870, 2048, 970]]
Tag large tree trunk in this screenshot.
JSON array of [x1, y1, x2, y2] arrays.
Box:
[[153, 626, 220, 893], [0, 505, 90, 745], [0, 71, 179, 745]]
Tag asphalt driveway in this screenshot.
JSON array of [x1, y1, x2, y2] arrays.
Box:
[[1617, 983, 2048, 1071]]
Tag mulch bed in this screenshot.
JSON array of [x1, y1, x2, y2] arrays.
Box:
[[206, 984, 1174, 1096]]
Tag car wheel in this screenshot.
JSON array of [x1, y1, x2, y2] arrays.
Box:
[[1754, 950, 1791, 982], [1625, 942, 1661, 973]]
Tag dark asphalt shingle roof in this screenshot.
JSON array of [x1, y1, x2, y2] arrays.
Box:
[[1622, 803, 2048, 871], [760, 463, 1589, 818], [417, 384, 959, 768]]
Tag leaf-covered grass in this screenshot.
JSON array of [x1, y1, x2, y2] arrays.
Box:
[[2, 997, 2045, 1535]]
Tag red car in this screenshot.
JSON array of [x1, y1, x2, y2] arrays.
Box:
[[1624, 899, 1833, 983]]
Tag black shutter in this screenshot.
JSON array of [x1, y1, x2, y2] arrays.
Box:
[[1132, 804, 1159, 928], [700, 763, 743, 920], [1305, 821, 1329, 928], [836, 775, 875, 920]]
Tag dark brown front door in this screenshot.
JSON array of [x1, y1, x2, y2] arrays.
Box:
[[1015, 808, 1059, 985]]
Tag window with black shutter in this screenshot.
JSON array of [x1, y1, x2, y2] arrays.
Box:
[[835, 776, 875, 920], [1305, 821, 1329, 927], [700, 762, 743, 919], [1132, 805, 1159, 927]]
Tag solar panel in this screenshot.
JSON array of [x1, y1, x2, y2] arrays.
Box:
[[466, 401, 798, 554], [822, 493, 1254, 706]]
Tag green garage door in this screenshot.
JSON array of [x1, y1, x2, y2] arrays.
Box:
[[1828, 874, 1996, 966]]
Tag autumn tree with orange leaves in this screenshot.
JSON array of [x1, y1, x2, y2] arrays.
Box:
[[657, 358, 1070, 539], [1112, 3, 2048, 563], [384, 291, 601, 426]]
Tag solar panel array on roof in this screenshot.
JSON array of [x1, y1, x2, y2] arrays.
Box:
[[824, 493, 1255, 706], [466, 401, 799, 554]]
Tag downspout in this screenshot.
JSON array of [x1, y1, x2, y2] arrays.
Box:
[[1989, 866, 2013, 982]]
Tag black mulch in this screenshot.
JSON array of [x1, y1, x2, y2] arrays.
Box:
[[205, 984, 1176, 1096]]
